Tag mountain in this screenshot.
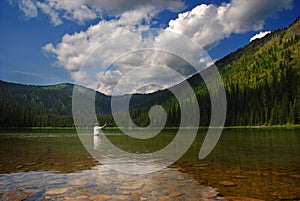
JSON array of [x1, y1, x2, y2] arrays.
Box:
[[0, 81, 112, 127], [0, 80, 168, 127], [0, 17, 299, 127], [129, 17, 300, 126], [226, 18, 298, 125], [0, 80, 112, 115], [211, 17, 300, 125]]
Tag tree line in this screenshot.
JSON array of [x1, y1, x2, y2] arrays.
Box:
[[1, 18, 299, 128]]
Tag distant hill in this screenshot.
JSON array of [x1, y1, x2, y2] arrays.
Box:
[[0, 81, 112, 127], [0, 17, 299, 127], [0, 81, 111, 115], [0, 80, 166, 127]]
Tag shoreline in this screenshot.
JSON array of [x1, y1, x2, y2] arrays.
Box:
[[1, 124, 300, 130]]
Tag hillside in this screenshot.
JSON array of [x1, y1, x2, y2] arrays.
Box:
[[217, 17, 300, 125], [0, 81, 112, 115], [0, 81, 112, 127], [0, 80, 168, 127], [0, 17, 299, 127], [130, 17, 300, 126]]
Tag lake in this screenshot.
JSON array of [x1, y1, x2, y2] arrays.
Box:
[[0, 128, 299, 200]]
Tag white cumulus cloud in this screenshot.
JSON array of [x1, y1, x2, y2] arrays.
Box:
[[9, 0, 185, 25], [166, 0, 293, 49], [38, 0, 294, 94], [42, 8, 152, 71], [250, 31, 271, 42]]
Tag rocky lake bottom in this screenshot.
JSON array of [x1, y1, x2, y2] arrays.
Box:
[[0, 128, 299, 200]]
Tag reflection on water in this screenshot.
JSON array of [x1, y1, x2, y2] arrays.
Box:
[[0, 129, 223, 200], [0, 128, 299, 200], [0, 166, 222, 200], [89, 132, 191, 174], [94, 135, 100, 150]]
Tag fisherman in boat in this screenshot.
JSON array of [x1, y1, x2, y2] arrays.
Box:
[[94, 122, 106, 135]]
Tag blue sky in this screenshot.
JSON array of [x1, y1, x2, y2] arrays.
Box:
[[0, 0, 299, 94]]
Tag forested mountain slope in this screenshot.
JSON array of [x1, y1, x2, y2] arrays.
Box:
[[0, 81, 111, 127], [130, 17, 300, 126], [218, 17, 300, 125], [0, 18, 299, 127]]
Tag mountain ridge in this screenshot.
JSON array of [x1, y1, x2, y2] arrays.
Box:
[[0, 17, 299, 127]]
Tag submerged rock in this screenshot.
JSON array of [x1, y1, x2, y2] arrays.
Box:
[[90, 194, 112, 201], [45, 187, 69, 195], [16, 165, 24, 169], [1, 189, 31, 201], [224, 196, 264, 201], [291, 174, 300, 179], [139, 196, 149, 200], [197, 163, 209, 167], [169, 191, 185, 197], [218, 181, 237, 187], [119, 182, 145, 190], [231, 175, 248, 179]]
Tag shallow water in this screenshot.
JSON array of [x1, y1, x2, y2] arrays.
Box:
[[0, 166, 223, 200], [0, 128, 299, 200]]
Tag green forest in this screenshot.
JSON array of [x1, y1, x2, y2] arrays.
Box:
[[0, 18, 299, 128], [121, 17, 300, 127]]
